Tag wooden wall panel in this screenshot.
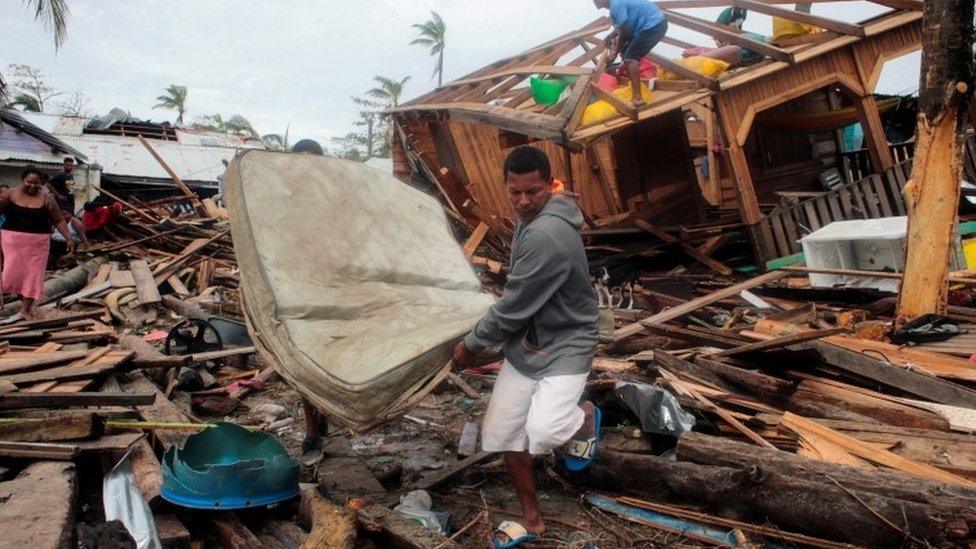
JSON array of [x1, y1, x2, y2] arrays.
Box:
[[610, 111, 702, 226], [445, 120, 617, 222]]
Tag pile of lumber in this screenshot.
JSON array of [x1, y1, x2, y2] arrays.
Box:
[[0, 193, 264, 547], [554, 268, 976, 546]]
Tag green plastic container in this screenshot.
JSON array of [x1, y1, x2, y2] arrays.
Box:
[[530, 76, 576, 106]]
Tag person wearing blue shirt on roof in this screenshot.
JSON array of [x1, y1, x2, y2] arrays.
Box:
[[593, 0, 668, 108]]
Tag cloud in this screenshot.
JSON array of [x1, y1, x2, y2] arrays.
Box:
[[3, 0, 920, 145]]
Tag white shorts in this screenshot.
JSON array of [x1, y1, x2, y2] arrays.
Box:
[[481, 360, 589, 455]]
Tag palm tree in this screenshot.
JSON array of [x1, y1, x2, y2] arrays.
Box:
[[366, 76, 411, 109], [2, 1, 69, 105], [410, 11, 446, 87], [153, 85, 188, 124], [224, 114, 258, 137], [21, 0, 70, 49], [8, 93, 41, 112]]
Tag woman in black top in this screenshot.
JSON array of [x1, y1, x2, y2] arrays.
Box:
[[0, 166, 74, 319]]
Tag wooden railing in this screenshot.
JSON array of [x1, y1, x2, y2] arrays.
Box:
[[839, 141, 916, 183], [754, 132, 976, 265]]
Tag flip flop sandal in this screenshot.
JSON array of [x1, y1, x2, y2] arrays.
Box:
[[492, 521, 537, 548], [562, 406, 602, 472]]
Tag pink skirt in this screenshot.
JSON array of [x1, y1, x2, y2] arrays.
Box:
[[1, 230, 50, 300]]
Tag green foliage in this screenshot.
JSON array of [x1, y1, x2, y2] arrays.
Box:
[[153, 84, 188, 124], [411, 11, 446, 86]]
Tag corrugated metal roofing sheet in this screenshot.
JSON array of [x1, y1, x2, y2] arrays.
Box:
[[12, 112, 266, 183], [60, 134, 247, 183]]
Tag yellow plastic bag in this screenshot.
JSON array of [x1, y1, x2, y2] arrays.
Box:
[[772, 17, 822, 42], [658, 56, 730, 81], [579, 84, 653, 127]]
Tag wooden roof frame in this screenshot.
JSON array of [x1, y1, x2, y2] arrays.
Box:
[[392, 0, 922, 148]]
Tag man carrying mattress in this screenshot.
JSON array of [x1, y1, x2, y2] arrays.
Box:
[[452, 146, 600, 548]]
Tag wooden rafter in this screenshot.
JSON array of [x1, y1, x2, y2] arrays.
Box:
[[662, 9, 796, 63], [647, 52, 718, 90], [657, 0, 911, 7], [446, 66, 591, 89], [730, 0, 865, 37]]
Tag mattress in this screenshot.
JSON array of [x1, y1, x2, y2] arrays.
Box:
[[225, 150, 493, 425]]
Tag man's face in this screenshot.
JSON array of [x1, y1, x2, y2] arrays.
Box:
[[506, 170, 552, 221], [64, 161, 75, 174], [22, 174, 42, 195]]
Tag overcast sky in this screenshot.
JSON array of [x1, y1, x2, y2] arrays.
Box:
[[3, 0, 921, 147]]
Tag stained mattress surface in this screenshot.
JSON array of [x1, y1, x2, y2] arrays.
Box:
[[225, 150, 493, 424]]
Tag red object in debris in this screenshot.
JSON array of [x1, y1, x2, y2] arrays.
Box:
[[142, 329, 169, 343], [83, 201, 123, 232], [616, 57, 658, 82]]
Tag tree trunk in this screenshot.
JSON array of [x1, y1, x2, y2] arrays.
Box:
[[438, 50, 444, 87], [676, 432, 976, 509], [560, 449, 976, 546], [896, 0, 975, 326]]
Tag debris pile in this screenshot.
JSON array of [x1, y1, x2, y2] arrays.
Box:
[[5, 183, 976, 547]]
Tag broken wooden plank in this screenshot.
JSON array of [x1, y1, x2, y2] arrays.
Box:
[[130, 260, 162, 305], [613, 271, 789, 340], [412, 450, 495, 491], [462, 222, 490, 260], [0, 391, 155, 410], [209, 513, 263, 549], [780, 412, 976, 488], [0, 411, 99, 442], [0, 350, 91, 376], [358, 505, 459, 549], [300, 487, 356, 549], [709, 327, 848, 357], [317, 438, 387, 504], [0, 462, 77, 547], [635, 220, 733, 276]]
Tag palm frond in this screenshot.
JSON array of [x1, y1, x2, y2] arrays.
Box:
[[24, 0, 70, 49]]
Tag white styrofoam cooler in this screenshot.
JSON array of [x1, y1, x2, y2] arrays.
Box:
[[800, 216, 966, 292]]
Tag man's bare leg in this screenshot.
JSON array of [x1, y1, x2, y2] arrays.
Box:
[[499, 451, 546, 542], [300, 398, 327, 465], [627, 60, 645, 108]]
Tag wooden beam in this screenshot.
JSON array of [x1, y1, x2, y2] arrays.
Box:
[[647, 52, 718, 90], [613, 270, 788, 340], [0, 392, 154, 410], [871, 0, 924, 10], [589, 82, 637, 120], [896, 0, 973, 326], [444, 66, 591, 89], [662, 10, 796, 63], [715, 94, 763, 225], [731, 0, 865, 36], [852, 94, 895, 171], [136, 135, 209, 216], [658, 0, 855, 6], [461, 222, 490, 259], [634, 219, 733, 275]]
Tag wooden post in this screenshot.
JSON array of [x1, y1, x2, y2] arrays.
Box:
[[852, 94, 895, 172], [136, 134, 210, 218], [715, 95, 762, 225], [896, 0, 975, 326]]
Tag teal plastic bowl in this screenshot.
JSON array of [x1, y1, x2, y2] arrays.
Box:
[[161, 422, 299, 509]]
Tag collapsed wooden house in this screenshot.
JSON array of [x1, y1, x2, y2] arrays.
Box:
[[390, 0, 929, 266]]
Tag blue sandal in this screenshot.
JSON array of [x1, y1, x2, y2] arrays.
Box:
[[492, 521, 537, 548], [562, 406, 602, 471]]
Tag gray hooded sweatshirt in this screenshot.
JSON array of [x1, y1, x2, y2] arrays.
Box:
[[464, 196, 598, 379]]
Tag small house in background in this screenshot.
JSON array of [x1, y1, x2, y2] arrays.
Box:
[[9, 109, 265, 207], [390, 0, 939, 267], [0, 109, 89, 187]]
